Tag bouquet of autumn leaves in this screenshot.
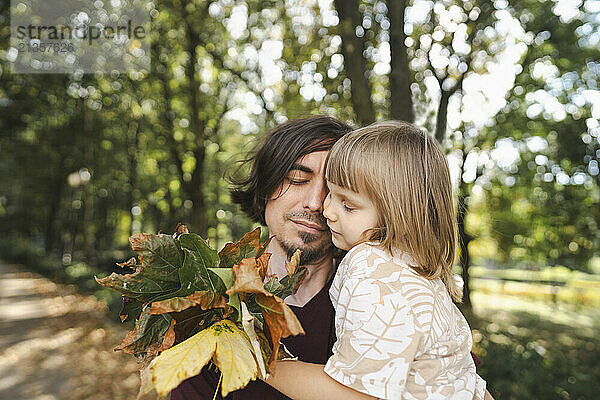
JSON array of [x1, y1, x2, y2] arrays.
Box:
[[96, 224, 306, 398]]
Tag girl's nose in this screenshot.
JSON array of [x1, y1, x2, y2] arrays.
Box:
[[323, 194, 335, 221]]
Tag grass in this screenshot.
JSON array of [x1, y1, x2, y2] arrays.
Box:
[[470, 265, 600, 308], [469, 290, 600, 400]]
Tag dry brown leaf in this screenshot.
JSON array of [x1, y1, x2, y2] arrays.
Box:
[[284, 249, 301, 277], [218, 228, 262, 268], [227, 258, 305, 370], [226, 258, 265, 296], [115, 329, 137, 353], [148, 291, 229, 315], [159, 319, 176, 352], [116, 257, 138, 269], [174, 223, 189, 236], [256, 293, 304, 367], [256, 251, 271, 280]]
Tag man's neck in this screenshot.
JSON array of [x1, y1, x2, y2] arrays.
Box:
[[266, 239, 333, 307]]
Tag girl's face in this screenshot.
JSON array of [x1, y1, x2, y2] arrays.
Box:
[[323, 181, 379, 251]]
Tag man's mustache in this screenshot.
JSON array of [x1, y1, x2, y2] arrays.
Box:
[[285, 211, 328, 230]]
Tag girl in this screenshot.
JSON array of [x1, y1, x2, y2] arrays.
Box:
[[264, 121, 489, 399]]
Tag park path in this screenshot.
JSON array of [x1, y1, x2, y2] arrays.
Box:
[[0, 260, 140, 400]]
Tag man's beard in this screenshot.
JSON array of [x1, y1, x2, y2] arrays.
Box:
[[279, 211, 334, 265]]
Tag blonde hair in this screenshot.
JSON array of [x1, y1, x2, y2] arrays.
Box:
[[325, 120, 462, 302]]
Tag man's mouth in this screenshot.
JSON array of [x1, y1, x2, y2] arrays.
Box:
[[290, 219, 327, 233]]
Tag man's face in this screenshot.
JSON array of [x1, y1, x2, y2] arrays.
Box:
[[264, 151, 333, 264]]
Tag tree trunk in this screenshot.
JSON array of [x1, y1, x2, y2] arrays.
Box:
[[152, 30, 186, 198], [44, 169, 65, 253], [457, 191, 472, 310], [334, 0, 376, 126], [435, 88, 451, 143], [388, 0, 414, 122], [127, 121, 140, 236], [94, 196, 110, 252], [81, 104, 94, 260], [183, 16, 208, 237]]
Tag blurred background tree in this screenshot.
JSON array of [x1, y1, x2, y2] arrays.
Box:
[[1, 1, 599, 398]]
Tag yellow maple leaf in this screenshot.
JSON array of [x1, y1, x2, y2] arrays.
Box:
[[150, 319, 258, 397]]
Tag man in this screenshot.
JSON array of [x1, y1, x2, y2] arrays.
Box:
[[171, 115, 353, 400]]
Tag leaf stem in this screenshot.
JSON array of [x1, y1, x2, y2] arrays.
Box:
[[213, 370, 223, 400]]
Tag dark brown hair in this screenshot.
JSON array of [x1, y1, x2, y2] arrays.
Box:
[[325, 120, 461, 301], [229, 115, 353, 225]]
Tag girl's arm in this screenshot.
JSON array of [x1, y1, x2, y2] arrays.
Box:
[[264, 360, 376, 400]]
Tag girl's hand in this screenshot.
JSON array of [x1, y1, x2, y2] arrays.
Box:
[[264, 360, 376, 400], [484, 389, 495, 400]]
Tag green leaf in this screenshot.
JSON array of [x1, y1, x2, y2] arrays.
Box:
[[209, 267, 233, 287], [179, 233, 220, 269], [277, 266, 308, 300], [120, 297, 144, 322], [116, 309, 173, 359], [256, 235, 273, 259], [95, 234, 183, 301], [151, 249, 226, 302], [208, 267, 241, 322], [131, 233, 184, 282], [263, 266, 308, 300], [178, 233, 224, 293], [263, 276, 286, 298]]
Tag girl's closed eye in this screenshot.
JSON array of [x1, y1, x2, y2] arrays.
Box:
[[342, 201, 354, 212]]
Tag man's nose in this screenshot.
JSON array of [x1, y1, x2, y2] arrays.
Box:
[[303, 179, 327, 212]]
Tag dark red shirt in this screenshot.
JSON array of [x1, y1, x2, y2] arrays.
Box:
[[171, 280, 336, 400]]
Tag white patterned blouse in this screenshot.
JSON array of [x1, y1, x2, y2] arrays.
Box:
[[324, 242, 486, 400]]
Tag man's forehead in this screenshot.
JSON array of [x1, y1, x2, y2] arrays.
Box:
[[292, 150, 329, 173]]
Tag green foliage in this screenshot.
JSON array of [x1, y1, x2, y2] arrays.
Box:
[[481, 156, 599, 269], [0, 0, 599, 307], [474, 309, 600, 400]]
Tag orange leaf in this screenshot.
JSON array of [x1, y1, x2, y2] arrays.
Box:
[[284, 249, 301, 277], [115, 328, 137, 354], [116, 257, 138, 270], [174, 223, 189, 235], [256, 293, 304, 367], [218, 228, 262, 268], [226, 258, 305, 369], [148, 291, 229, 315], [256, 251, 271, 280], [159, 319, 176, 351], [226, 258, 266, 296]]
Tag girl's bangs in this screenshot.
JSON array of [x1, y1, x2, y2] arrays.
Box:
[[325, 138, 369, 194]]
